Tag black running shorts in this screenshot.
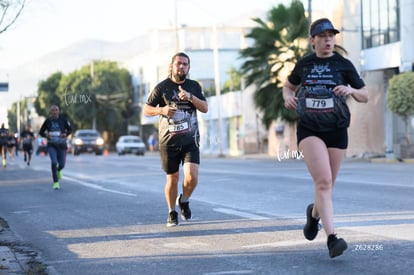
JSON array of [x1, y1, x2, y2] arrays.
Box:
[[23, 144, 33, 153], [297, 124, 348, 149], [159, 142, 200, 174]]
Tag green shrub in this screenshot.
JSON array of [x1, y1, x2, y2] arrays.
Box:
[[387, 71, 414, 144]]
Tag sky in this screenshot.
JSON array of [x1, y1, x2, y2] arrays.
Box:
[[0, 0, 287, 70]]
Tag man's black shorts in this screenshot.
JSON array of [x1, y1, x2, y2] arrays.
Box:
[[297, 124, 348, 149], [23, 144, 33, 153], [159, 143, 200, 174]]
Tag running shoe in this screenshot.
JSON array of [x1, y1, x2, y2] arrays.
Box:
[[167, 210, 178, 227], [303, 203, 320, 240], [327, 234, 348, 258], [57, 169, 62, 180], [176, 194, 191, 220], [53, 182, 60, 190]]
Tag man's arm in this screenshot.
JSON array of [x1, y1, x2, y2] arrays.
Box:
[[38, 120, 48, 138], [143, 104, 178, 119], [64, 119, 72, 136], [143, 104, 162, 117], [189, 95, 208, 113]]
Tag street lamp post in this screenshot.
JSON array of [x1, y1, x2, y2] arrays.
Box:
[[17, 100, 20, 133], [173, 0, 224, 156], [213, 23, 224, 157], [90, 61, 96, 130]]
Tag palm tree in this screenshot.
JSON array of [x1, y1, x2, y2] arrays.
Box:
[[239, 0, 309, 128]]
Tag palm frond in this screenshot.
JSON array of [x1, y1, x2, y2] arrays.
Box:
[[239, 0, 308, 128]]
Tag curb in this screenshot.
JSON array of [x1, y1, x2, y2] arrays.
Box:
[[0, 220, 47, 274], [370, 158, 414, 163]]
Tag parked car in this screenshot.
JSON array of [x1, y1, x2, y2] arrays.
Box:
[[115, 135, 145, 156], [66, 138, 72, 154], [71, 129, 104, 156], [35, 137, 48, 156]]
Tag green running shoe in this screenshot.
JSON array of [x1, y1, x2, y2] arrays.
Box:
[[53, 182, 60, 190]]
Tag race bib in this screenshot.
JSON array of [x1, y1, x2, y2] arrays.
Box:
[[49, 131, 61, 137], [305, 94, 334, 112], [23, 138, 31, 144], [168, 121, 189, 134]]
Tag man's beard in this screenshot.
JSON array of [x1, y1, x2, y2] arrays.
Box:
[[175, 72, 187, 81]]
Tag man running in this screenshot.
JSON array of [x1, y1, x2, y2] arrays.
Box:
[[0, 123, 9, 168], [20, 125, 35, 166], [39, 105, 72, 190]]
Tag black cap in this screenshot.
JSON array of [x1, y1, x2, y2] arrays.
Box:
[[310, 19, 340, 37]]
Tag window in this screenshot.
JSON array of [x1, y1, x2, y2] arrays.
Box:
[[361, 0, 400, 49]]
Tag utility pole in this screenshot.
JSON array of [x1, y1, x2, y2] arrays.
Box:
[[138, 68, 144, 138], [90, 61, 96, 130], [174, 0, 180, 52], [17, 99, 20, 133], [308, 0, 313, 51], [213, 23, 224, 157]]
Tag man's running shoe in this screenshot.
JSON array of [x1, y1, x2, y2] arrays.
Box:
[[57, 169, 62, 180], [167, 210, 178, 227], [327, 234, 348, 258], [53, 182, 60, 190], [176, 194, 191, 220], [303, 203, 320, 240]]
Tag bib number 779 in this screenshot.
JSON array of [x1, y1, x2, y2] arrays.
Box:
[[305, 97, 334, 110]]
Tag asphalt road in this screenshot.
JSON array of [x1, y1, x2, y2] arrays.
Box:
[[0, 152, 413, 274]]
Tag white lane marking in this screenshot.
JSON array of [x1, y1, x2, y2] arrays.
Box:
[[12, 210, 31, 214], [214, 208, 270, 220], [203, 271, 254, 275], [32, 166, 137, 197], [64, 176, 137, 197], [243, 239, 318, 248]]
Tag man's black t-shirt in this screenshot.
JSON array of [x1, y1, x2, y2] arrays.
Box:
[[0, 127, 8, 146], [146, 78, 206, 147], [288, 52, 365, 131], [39, 116, 72, 148], [21, 131, 35, 147]]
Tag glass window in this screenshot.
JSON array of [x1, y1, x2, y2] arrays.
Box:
[[361, 0, 400, 49]]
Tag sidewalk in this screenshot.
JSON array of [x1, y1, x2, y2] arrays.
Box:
[[0, 165, 47, 274], [0, 219, 42, 274]]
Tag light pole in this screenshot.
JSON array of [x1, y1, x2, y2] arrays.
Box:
[[213, 23, 224, 157], [308, 0, 312, 51], [90, 61, 96, 130], [173, 0, 224, 156], [174, 0, 180, 52], [17, 99, 20, 133]]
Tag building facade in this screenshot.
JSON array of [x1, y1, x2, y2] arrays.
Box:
[[344, 0, 414, 158]]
